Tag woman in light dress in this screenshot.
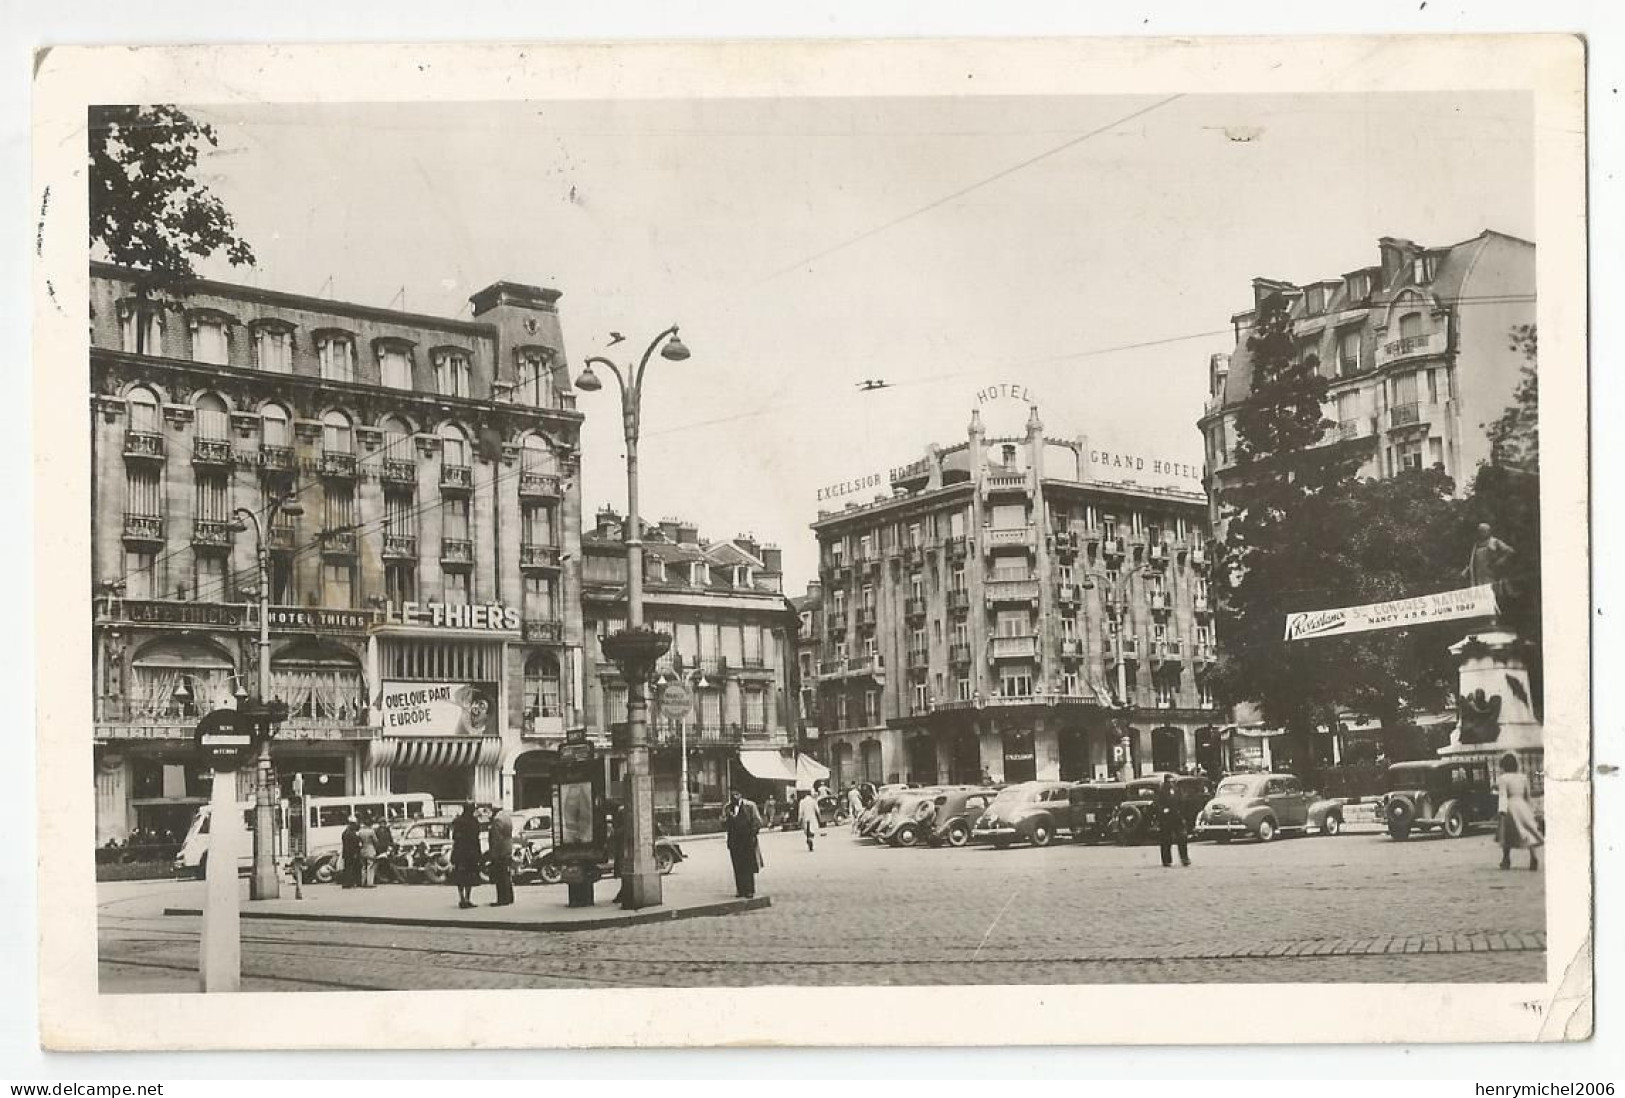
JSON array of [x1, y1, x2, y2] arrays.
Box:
[[1497, 753, 1544, 871]]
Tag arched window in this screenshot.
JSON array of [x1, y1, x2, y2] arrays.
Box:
[[270, 643, 366, 726], [261, 403, 291, 449], [131, 639, 238, 720], [439, 423, 470, 469], [1399, 311, 1423, 340], [194, 393, 229, 441], [322, 410, 353, 454], [525, 437, 561, 481], [126, 386, 161, 435], [523, 652, 563, 720], [380, 415, 414, 460]]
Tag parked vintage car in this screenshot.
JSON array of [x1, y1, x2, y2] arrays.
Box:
[[855, 790, 909, 839], [1194, 773, 1344, 843], [971, 781, 1078, 848], [1376, 758, 1499, 840], [1110, 774, 1215, 845], [925, 787, 1000, 848], [531, 836, 685, 885], [1068, 782, 1131, 844]]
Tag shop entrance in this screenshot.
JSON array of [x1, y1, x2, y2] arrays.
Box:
[[905, 735, 937, 784], [389, 766, 472, 803], [1057, 726, 1090, 781], [1152, 727, 1186, 773], [1002, 730, 1036, 783], [512, 749, 557, 811], [1194, 727, 1223, 778]]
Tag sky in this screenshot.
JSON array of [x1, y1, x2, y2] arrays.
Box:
[[178, 92, 1533, 592]]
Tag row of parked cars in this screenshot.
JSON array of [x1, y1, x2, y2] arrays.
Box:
[[852, 758, 1512, 850]]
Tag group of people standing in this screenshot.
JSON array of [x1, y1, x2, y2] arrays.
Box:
[[338, 813, 395, 888]]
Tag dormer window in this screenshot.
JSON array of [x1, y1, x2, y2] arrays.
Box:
[[1305, 286, 1325, 315], [118, 303, 163, 355], [251, 321, 294, 373], [315, 331, 356, 382], [691, 562, 708, 585], [434, 348, 473, 398], [1413, 255, 1438, 283], [188, 313, 232, 366], [377, 343, 413, 390], [734, 565, 752, 588], [1346, 273, 1371, 302], [516, 347, 553, 407]]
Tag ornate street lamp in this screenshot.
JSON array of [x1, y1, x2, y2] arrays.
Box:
[[576, 326, 690, 909]]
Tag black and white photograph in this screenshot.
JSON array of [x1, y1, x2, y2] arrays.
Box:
[[31, 35, 1590, 1050]]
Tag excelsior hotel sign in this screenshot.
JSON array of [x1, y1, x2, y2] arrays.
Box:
[[1284, 584, 1497, 642]]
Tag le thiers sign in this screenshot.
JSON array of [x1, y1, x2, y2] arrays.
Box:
[[383, 601, 522, 631]]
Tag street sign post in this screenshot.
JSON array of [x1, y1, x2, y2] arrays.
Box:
[[194, 709, 250, 992]]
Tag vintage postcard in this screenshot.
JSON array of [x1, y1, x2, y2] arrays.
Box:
[[33, 35, 1589, 1049]]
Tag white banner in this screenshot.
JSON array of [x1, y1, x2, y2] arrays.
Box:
[[1283, 584, 1498, 642], [377, 681, 494, 737]]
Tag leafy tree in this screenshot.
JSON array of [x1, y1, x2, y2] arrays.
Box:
[[1487, 324, 1538, 472], [1211, 292, 1460, 775], [89, 104, 255, 351]]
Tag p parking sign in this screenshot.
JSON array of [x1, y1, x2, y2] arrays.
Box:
[[195, 710, 253, 769]]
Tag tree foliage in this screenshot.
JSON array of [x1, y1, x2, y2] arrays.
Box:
[[1211, 292, 1458, 774], [1488, 324, 1538, 472], [89, 104, 255, 350]]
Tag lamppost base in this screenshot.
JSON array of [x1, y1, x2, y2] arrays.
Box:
[[566, 880, 596, 908], [619, 869, 663, 910]]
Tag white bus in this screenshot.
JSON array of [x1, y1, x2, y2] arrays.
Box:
[[173, 793, 437, 878]]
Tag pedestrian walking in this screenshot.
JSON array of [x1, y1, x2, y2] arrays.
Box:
[[1497, 753, 1544, 871], [486, 806, 515, 906], [724, 790, 764, 899], [1154, 774, 1190, 868], [340, 817, 362, 889], [797, 789, 822, 852], [846, 784, 864, 823], [374, 817, 396, 884], [356, 816, 379, 887], [450, 801, 484, 909]]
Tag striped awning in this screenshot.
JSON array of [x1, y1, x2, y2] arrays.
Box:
[[372, 736, 503, 770]]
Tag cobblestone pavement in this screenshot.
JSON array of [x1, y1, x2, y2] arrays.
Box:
[[99, 824, 1545, 991]]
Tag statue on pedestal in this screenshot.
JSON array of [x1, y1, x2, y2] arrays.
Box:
[[1462, 523, 1516, 602]]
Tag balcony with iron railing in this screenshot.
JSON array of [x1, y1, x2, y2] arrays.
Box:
[[984, 526, 1035, 552], [1105, 635, 1141, 663], [1059, 638, 1084, 662], [1151, 638, 1184, 664], [1101, 536, 1126, 559], [1337, 418, 1377, 442], [121, 514, 164, 544], [523, 618, 564, 643], [319, 451, 357, 479], [906, 646, 930, 671], [1193, 642, 1217, 664], [519, 472, 562, 500], [1147, 591, 1171, 613], [382, 533, 417, 560], [520, 543, 562, 570], [949, 642, 973, 667], [1193, 594, 1212, 615], [903, 544, 925, 566], [828, 614, 848, 635], [191, 437, 234, 466], [191, 519, 234, 549], [440, 537, 474, 565], [381, 458, 417, 486], [1374, 330, 1447, 368], [1189, 545, 1208, 567], [857, 605, 878, 629], [267, 525, 297, 551], [905, 595, 928, 620], [989, 634, 1038, 661], [947, 589, 971, 615], [984, 471, 1029, 494], [123, 431, 165, 461], [985, 578, 1040, 604], [1049, 531, 1081, 558], [1055, 583, 1082, 608], [440, 464, 474, 492], [944, 536, 969, 560], [1147, 542, 1171, 566], [260, 445, 294, 473], [321, 529, 358, 556]]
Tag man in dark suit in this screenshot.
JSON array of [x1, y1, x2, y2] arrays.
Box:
[[486, 806, 515, 906], [723, 790, 765, 899], [1155, 774, 1191, 868], [340, 818, 362, 889]]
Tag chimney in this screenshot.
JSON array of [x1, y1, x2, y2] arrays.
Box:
[[677, 522, 699, 545], [595, 506, 622, 540], [658, 518, 680, 543], [736, 533, 761, 559], [761, 545, 782, 573], [1377, 237, 1418, 290]]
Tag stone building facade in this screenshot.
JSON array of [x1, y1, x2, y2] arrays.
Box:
[[807, 407, 1224, 791], [1198, 230, 1536, 520], [577, 510, 801, 832], [90, 263, 586, 841]]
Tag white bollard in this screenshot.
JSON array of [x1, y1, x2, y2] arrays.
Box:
[[199, 767, 242, 992]]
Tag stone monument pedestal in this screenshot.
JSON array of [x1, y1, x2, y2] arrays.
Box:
[[1438, 627, 1543, 790]]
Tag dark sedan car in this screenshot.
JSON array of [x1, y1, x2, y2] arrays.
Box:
[[971, 781, 1077, 848], [1068, 782, 1130, 844], [1376, 759, 1499, 840]]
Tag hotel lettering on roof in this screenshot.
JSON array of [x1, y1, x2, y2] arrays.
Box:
[[89, 263, 590, 844], [801, 406, 1225, 790]]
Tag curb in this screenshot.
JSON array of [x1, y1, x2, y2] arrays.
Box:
[[162, 894, 769, 932]]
